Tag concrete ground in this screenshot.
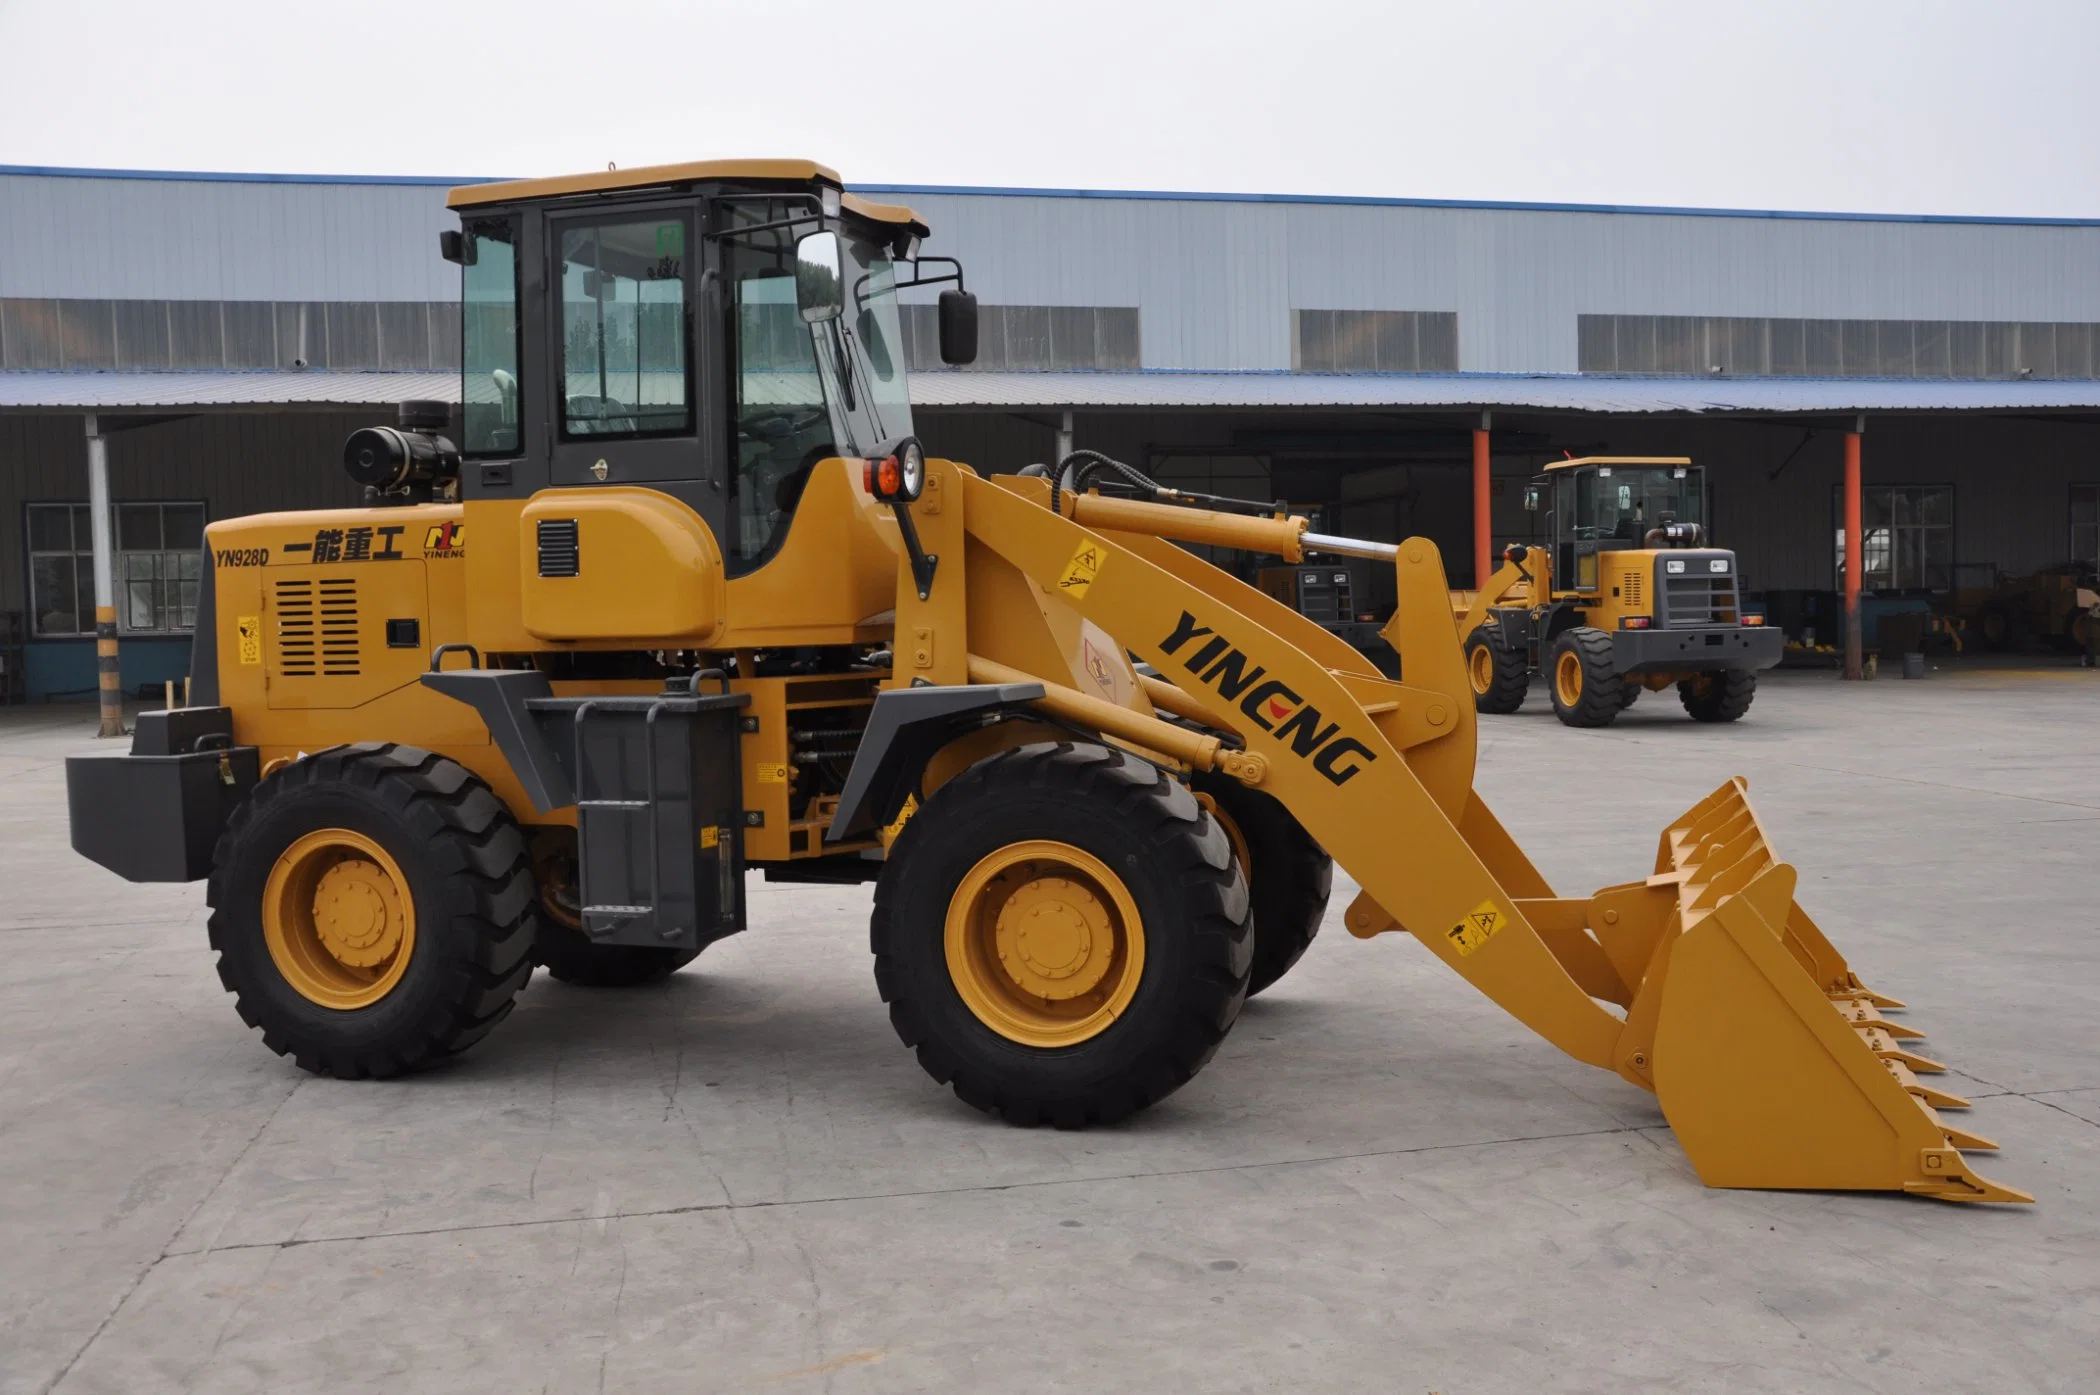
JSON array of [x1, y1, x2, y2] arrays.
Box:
[[3, 667, 2095, 1395]]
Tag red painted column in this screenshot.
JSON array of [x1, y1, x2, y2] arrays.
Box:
[[1843, 420, 1864, 681], [1472, 411, 1492, 588]]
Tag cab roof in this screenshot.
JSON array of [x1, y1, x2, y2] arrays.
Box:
[[1544, 455, 1694, 471], [446, 158, 927, 234]]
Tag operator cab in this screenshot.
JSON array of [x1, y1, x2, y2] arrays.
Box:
[[1524, 456, 1707, 591], [439, 159, 976, 576]]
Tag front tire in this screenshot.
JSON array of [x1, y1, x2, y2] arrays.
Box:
[[1191, 770, 1331, 997], [1465, 625, 1530, 714], [1679, 669, 1757, 722], [872, 742, 1251, 1127], [206, 744, 537, 1078], [1548, 628, 1626, 727]]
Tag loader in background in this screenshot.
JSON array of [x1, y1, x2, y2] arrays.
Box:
[[64, 159, 2024, 1203], [1458, 457, 1782, 726]]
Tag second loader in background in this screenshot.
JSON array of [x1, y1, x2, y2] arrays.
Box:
[[1458, 457, 1783, 727]]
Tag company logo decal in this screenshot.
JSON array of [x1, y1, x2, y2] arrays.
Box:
[[1158, 610, 1377, 787], [423, 521, 466, 558], [281, 524, 406, 563]]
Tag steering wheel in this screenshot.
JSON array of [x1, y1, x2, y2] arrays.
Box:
[[739, 405, 829, 442]]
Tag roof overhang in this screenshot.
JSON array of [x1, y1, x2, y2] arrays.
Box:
[[907, 371, 2100, 416], [7, 369, 2100, 417], [0, 371, 456, 412]]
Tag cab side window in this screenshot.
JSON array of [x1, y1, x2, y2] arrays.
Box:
[[461, 218, 521, 457], [557, 216, 693, 439]]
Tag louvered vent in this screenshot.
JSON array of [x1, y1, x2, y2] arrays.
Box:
[[1622, 568, 1644, 611], [538, 518, 580, 577], [275, 576, 361, 677]]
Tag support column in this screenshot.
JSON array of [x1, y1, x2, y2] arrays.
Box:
[[85, 413, 125, 736], [1055, 409, 1074, 465], [1843, 415, 1864, 682], [1472, 409, 1493, 588]]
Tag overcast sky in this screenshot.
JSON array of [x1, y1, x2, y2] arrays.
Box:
[[2, 0, 2097, 217]]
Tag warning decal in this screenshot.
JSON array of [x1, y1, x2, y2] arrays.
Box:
[[1057, 543, 1105, 596], [236, 615, 262, 666], [1445, 899, 1508, 958]]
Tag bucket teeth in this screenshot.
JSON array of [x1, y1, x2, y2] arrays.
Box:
[[1832, 996, 1927, 1039], [1939, 1121, 2001, 1152], [1880, 1057, 1971, 1110], [1855, 1025, 1949, 1073], [1904, 1148, 2034, 1204], [1839, 973, 1906, 1010]]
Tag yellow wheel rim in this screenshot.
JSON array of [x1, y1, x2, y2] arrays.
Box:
[[944, 839, 1146, 1048], [262, 828, 416, 1010], [1468, 642, 1495, 695], [1554, 649, 1585, 707]]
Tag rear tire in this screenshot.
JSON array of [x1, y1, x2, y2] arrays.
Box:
[[1191, 770, 1331, 998], [1679, 669, 1757, 722], [1465, 626, 1530, 714], [206, 744, 537, 1078], [1547, 628, 1626, 727], [872, 742, 1251, 1127]]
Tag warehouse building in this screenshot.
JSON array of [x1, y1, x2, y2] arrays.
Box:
[[2, 162, 2096, 702]]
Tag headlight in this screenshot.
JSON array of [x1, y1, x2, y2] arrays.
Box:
[[865, 435, 926, 503]]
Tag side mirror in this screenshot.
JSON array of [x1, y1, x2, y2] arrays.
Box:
[[794, 231, 844, 324], [1522, 485, 1542, 512], [938, 289, 979, 365], [438, 229, 473, 266]]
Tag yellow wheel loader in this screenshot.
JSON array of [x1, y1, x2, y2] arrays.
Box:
[[1458, 458, 1782, 727], [64, 160, 2024, 1201]]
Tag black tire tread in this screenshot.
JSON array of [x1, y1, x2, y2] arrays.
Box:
[[1466, 626, 1530, 714], [871, 742, 1252, 1128], [1549, 627, 1626, 728], [205, 743, 537, 1078], [1191, 770, 1330, 997], [1679, 669, 1757, 722]]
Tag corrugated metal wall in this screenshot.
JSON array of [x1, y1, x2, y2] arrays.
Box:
[[13, 172, 2098, 375], [0, 411, 368, 616], [896, 192, 2100, 373]]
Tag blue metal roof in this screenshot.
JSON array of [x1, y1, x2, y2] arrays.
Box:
[[5, 164, 2096, 229], [908, 371, 2100, 413], [6, 369, 2099, 415]]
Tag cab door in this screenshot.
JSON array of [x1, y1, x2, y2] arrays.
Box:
[[544, 201, 707, 488]]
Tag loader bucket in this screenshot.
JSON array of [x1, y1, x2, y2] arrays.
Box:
[[1639, 780, 2030, 1203]]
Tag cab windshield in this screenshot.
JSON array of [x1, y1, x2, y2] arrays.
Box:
[[1567, 466, 1705, 542], [723, 205, 913, 571]]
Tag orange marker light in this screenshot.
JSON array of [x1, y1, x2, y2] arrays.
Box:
[[876, 455, 903, 497]]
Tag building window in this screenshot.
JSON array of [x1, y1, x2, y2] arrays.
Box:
[[1581, 314, 2100, 379], [1832, 485, 1952, 592], [901, 304, 1141, 372], [2073, 484, 2098, 568], [26, 501, 205, 637], [1293, 310, 1459, 372]]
